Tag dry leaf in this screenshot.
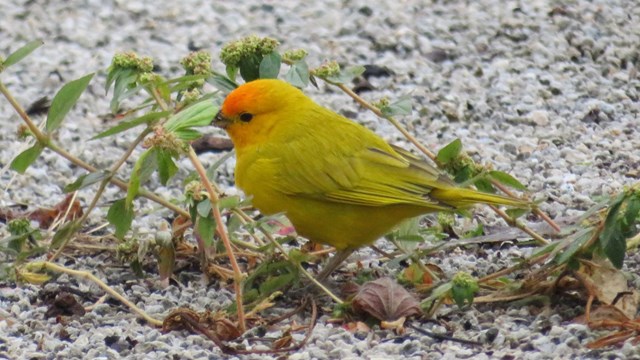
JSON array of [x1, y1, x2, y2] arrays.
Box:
[[44, 292, 86, 318], [30, 194, 83, 228], [580, 260, 640, 319], [343, 321, 371, 334], [213, 318, 242, 341], [0, 194, 83, 228], [273, 330, 293, 350], [381, 316, 407, 334], [352, 277, 422, 321], [574, 304, 630, 325]]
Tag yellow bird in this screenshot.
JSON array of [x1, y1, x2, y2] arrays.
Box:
[[213, 79, 526, 279]]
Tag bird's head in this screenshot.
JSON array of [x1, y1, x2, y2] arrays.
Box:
[[212, 79, 309, 149]]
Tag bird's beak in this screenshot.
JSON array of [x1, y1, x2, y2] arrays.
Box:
[[212, 110, 231, 129]]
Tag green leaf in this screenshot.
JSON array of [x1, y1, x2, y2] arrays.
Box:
[[474, 178, 495, 193], [63, 170, 111, 192], [107, 199, 134, 239], [436, 138, 462, 164], [259, 272, 295, 295], [208, 74, 238, 93], [624, 194, 640, 226], [226, 65, 238, 82], [218, 195, 241, 210], [165, 100, 217, 133], [196, 200, 212, 218], [325, 65, 366, 84], [6, 233, 28, 253], [92, 110, 171, 140], [451, 278, 478, 307], [505, 208, 529, 219], [602, 229, 626, 269], [2, 39, 44, 69], [173, 129, 202, 141], [386, 216, 422, 252], [489, 171, 527, 191], [10, 143, 44, 174], [238, 54, 261, 82], [109, 69, 139, 113], [156, 149, 178, 185], [46, 73, 94, 132], [599, 193, 626, 268], [462, 223, 484, 238], [285, 60, 310, 88], [126, 148, 158, 207], [420, 282, 453, 306], [50, 220, 81, 249], [555, 229, 592, 265], [599, 192, 640, 268], [259, 51, 281, 79], [453, 165, 473, 183], [196, 214, 216, 247], [381, 96, 412, 117]]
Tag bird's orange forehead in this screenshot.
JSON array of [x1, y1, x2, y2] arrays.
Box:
[[221, 82, 262, 116]]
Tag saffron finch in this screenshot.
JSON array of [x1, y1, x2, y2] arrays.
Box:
[[213, 79, 526, 279]]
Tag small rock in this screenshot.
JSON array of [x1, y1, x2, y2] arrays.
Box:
[[529, 110, 550, 126]]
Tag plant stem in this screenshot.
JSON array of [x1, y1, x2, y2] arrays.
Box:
[[187, 147, 246, 332], [232, 208, 344, 304], [490, 180, 560, 232], [0, 80, 49, 144], [488, 205, 549, 245], [335, 83, 436, 161], [0, 80, 189, 218], [28, 261, 163, 326], [478, 251, 551, 283], [49, 128, 152, 261]]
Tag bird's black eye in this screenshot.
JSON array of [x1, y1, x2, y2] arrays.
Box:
[[240, 113, 253, 122]]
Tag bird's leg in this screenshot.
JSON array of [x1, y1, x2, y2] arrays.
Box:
[[315, 248, 355, 282]]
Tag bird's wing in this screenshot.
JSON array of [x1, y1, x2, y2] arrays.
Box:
[[267, 119, 453, 210]]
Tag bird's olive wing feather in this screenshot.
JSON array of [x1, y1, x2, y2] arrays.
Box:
[[268, 116, 453, 210]]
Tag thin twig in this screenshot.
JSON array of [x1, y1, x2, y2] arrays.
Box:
[[488, 205, 549, 245], [335, 83, 436, 161], [232, 208, 344, 304], [491, 181, 561, 232], [50, 128, 152, 261], [407, 322, 482, 346], [0, 80, 189, 217], [236, 297, 318, 355], [27, 261, 163, 326], [187, 147, 246, 333], [478, 251, 551, 284]]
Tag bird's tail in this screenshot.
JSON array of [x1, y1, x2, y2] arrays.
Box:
[[430, 187, 529, 209]]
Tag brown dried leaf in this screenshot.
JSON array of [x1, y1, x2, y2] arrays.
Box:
[[580, 260, 640, 319], [574, 304, 630, 325], [171, 215, 191, 241], [157, 243, 175, 285], [0, 194, 83, 228], [352, 277, 422, 321], [44, 292, 86, 318], [273, 330, 293, 350], [343, 321, 370, 335], [586, 330, 637, 349], [29, 194, 84, 228], [381, 316, 407, 335], [213, 318, 242, 341]]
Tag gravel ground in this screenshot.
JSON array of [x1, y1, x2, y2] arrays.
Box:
[[1, 0, 639, 359]]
